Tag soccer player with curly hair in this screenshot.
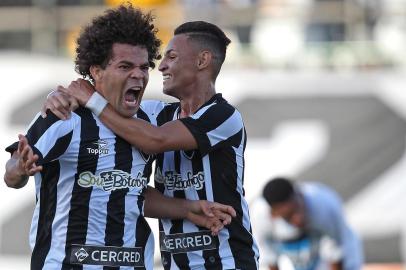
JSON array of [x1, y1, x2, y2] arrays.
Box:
[[4, 5, 235, 270]]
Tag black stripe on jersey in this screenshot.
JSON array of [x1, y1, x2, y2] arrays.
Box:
[[242, 128, 247, 191], [209, 138, 257, 269], [136, 108, 155, 187], [179, 104, 235, 155], [135, 109, 154, 270], [42, 131, 73, 162], [26, 111, 61, 145], [189, 152, 222, 269], [155, 104, 183, 270], [30, 161, 61, 270], [103, 135, 132, 270], [5, 112, 71, 165], [62, 108, 100, 270], [134, 195, 149, 270], [137, 109, 154, 165], [155, 103, 178, 127], [155, 104, 178, 193], [168, 150, 191, 270]]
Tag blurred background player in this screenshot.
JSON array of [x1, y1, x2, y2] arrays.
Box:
[[251, 177, 363, 270]]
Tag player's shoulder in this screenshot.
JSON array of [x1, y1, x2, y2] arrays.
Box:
[[301, 182, 331, 193], [202, 93, 239, 114], [301, 182, 342, 207], [34, 110, 80, 128]]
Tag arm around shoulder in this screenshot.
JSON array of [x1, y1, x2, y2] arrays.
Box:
[[99, 105, 197, 154]]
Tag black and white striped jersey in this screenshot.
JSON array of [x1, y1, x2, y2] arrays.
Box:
[[142, 94, 260, 270], [6, 107, 155, 270]]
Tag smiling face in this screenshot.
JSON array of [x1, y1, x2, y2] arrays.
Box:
[[158, 34, 199, 98], [91, 43, 149, 118]]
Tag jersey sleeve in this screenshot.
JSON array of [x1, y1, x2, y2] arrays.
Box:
[[179, 103, 245, 156], [5, 111, 75, 165], [313, 184, 363, 268]]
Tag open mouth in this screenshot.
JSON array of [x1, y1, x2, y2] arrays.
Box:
[[163, 74, 171, 81], [124, 86, 142, 107]]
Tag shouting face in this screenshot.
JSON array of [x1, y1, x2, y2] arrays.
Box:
[[93, 43, 149, 118]]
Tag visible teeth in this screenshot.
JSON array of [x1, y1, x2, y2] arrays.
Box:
[[163, 75, 170, 81]]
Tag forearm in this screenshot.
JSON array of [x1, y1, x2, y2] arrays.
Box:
[[4, 157, 28, 189], [144, 186, 191, 219], [99, 105, 165, 154]]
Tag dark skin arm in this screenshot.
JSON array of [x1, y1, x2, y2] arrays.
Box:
[[43, 79, 198, 154], [100, 105, 195, 154], [4, 135, 43, 188], [144, 186, 236, 235]]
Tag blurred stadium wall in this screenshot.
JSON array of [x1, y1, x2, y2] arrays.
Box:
[[0, 1, 406, 269]]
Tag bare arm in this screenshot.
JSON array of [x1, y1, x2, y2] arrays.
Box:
[[58, 79, 197, 154], [4, 135, 42, 188], [144, 186, 236, 234], [100, 105, 196, 154]]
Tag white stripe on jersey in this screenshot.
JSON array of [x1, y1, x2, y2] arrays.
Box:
[[33, 117, 74, 160], [41, 115, 81, 268], [30, 175, 41, 249], [190, 103, 216, 119], [218, 229, 235, 269], [144, 232, 155, 270], [234, 131, 260, 265], [202, 155, 214, 202], [207, 110, 243, 148]]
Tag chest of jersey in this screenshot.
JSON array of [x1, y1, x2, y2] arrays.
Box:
[[60, 122, 152, 195]]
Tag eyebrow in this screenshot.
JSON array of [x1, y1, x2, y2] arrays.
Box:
[[164, 49, 175, 56], [117, 60, 150, 67]]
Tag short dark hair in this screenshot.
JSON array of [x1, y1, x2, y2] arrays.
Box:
[[174, 21, 231, 78], [75, 4, 161, 82], [262, 177, 295, 206]]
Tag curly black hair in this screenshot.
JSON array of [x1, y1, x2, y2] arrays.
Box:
[[75, 4, 161, 82]]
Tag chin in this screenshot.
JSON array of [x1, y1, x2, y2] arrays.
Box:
[[119, 108, 138, 118]]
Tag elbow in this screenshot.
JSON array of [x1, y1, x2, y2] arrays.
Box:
[[4, 179, 22, 189], [4, 174, 27, 189]]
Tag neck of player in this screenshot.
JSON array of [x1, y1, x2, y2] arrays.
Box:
[[179, 80, 216, 118]]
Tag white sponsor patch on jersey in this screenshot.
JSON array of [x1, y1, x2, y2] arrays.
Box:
[[78, 170, 148, 192]]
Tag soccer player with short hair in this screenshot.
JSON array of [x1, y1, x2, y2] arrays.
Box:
[[49, 21, 260, 270], [4, 6, 235, 270]]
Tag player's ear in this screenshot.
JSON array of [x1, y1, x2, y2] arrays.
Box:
[[197, 51, 211, 70], [90, 65, 103, 81]]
